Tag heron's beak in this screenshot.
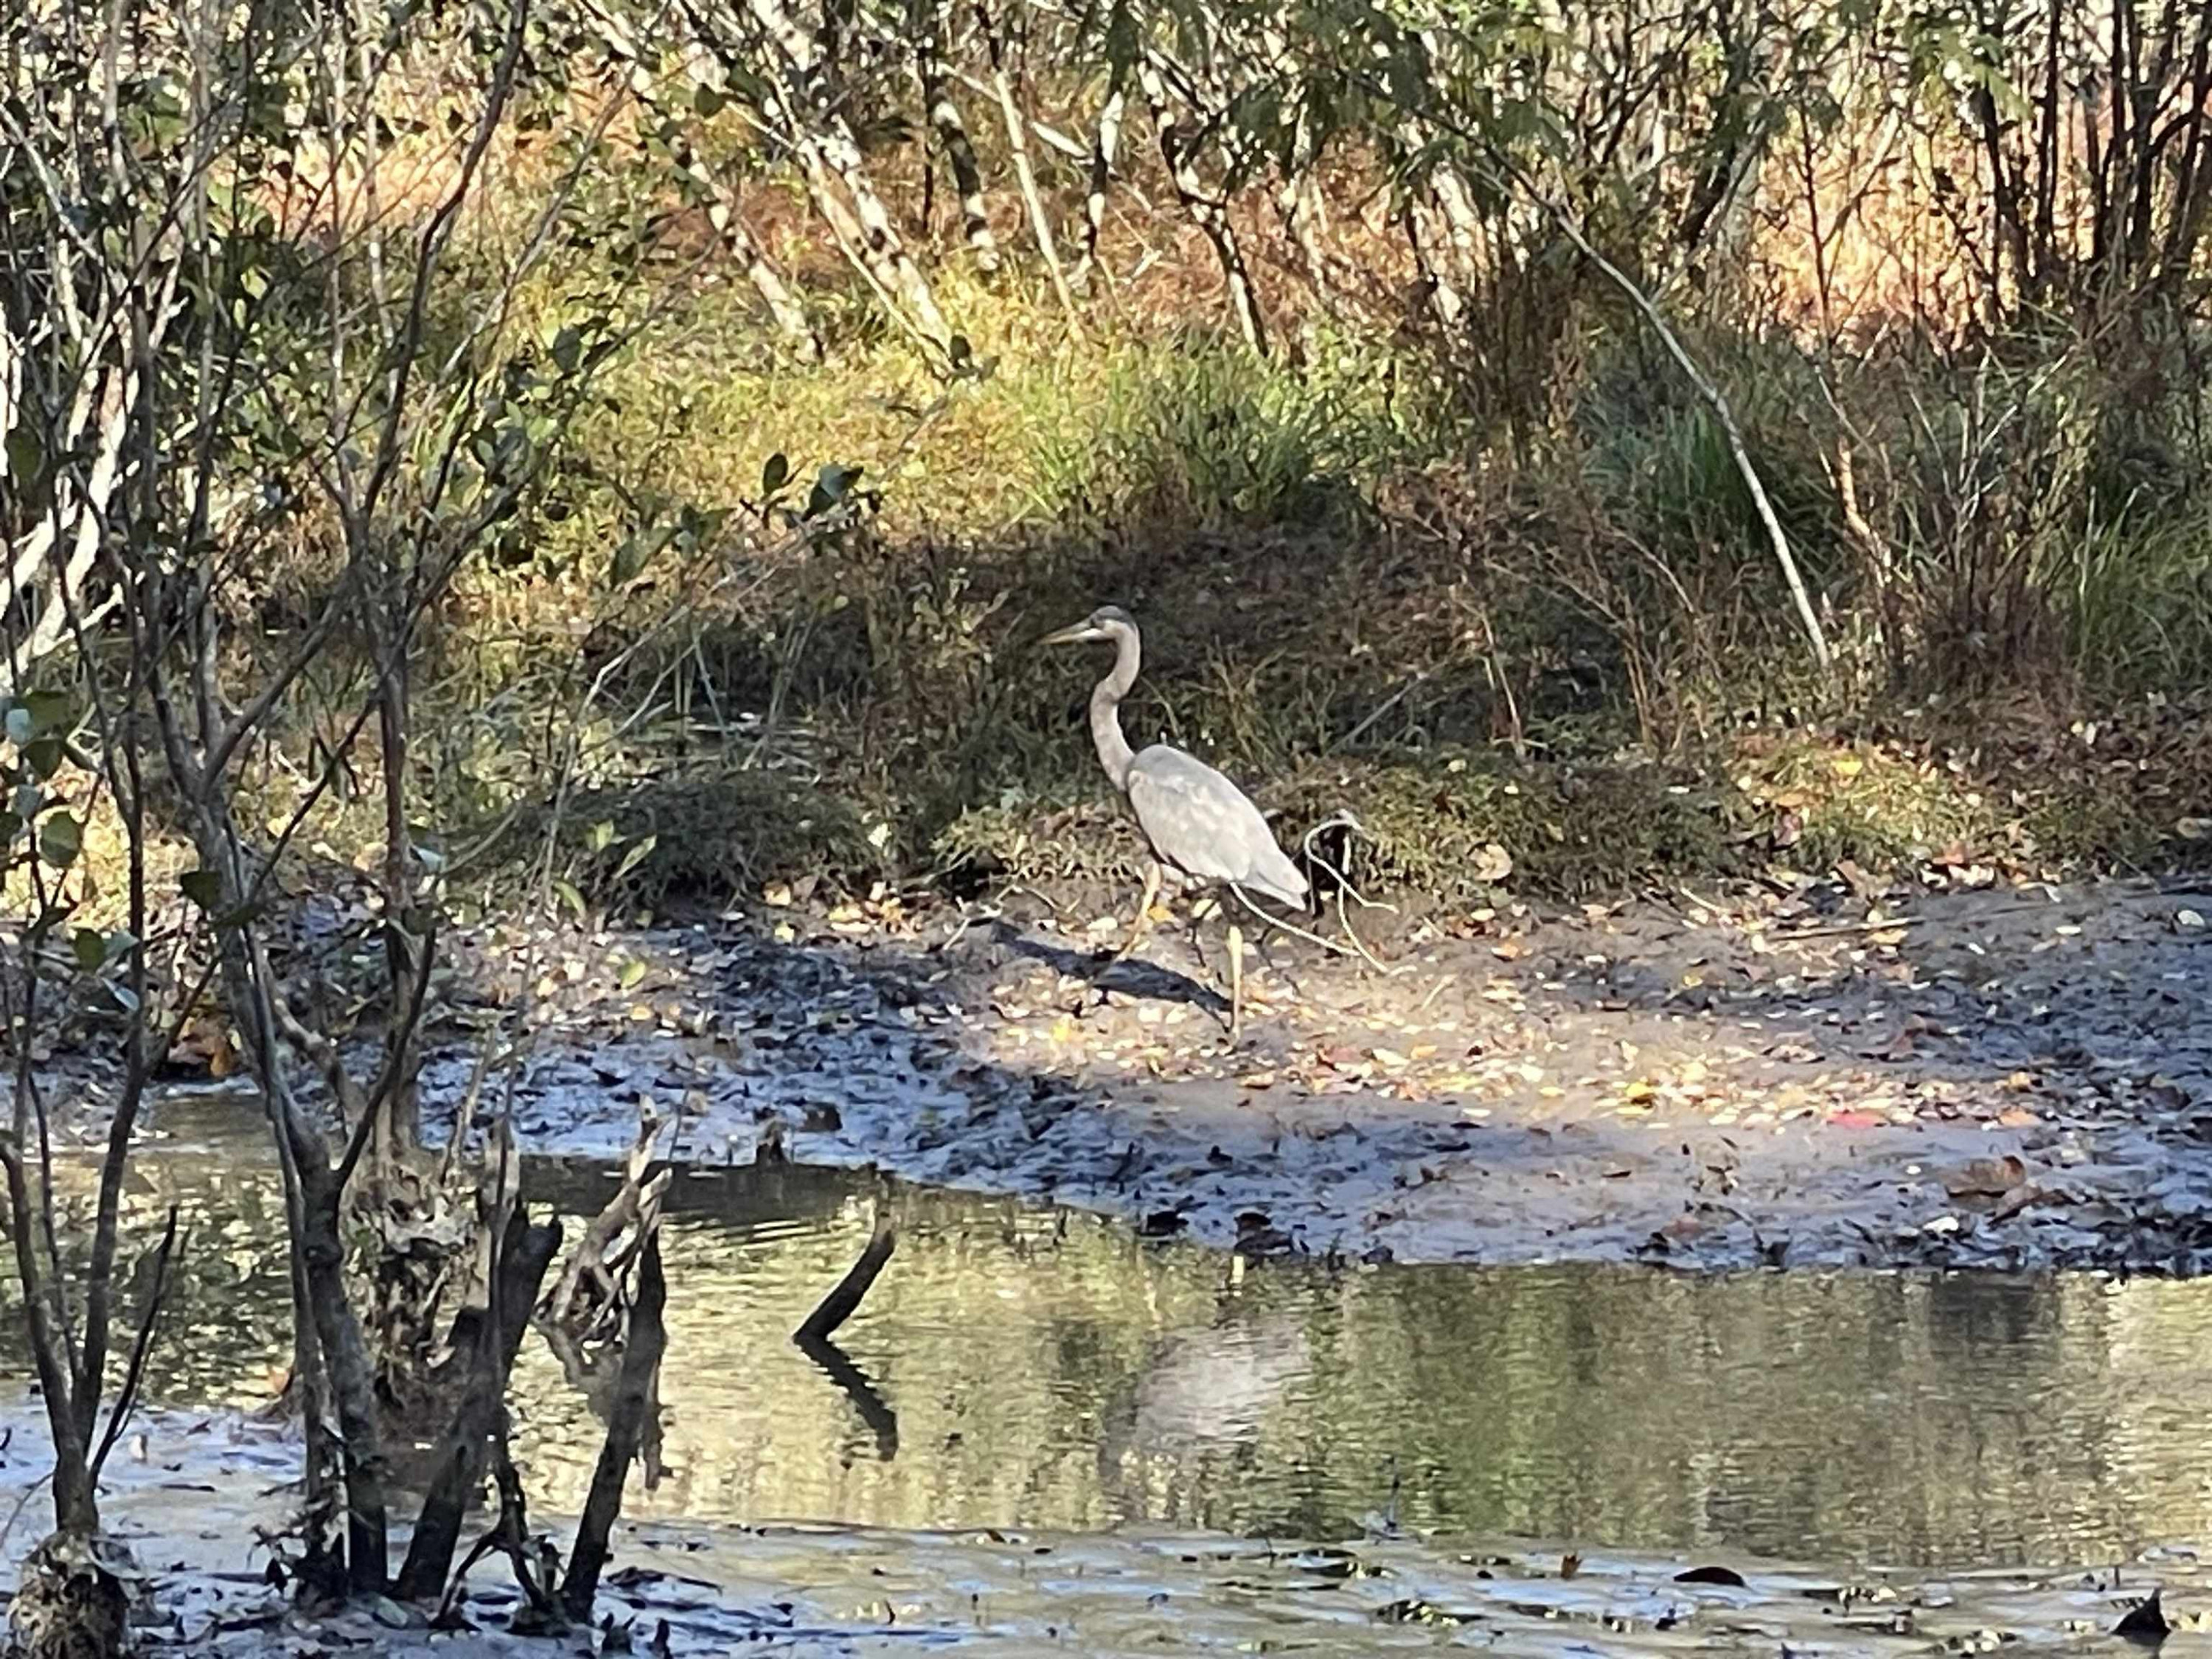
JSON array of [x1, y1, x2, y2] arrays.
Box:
[[1039, 622, 1102, 647]]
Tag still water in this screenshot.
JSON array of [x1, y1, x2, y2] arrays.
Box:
[[13, 1147, 2212, 1573]]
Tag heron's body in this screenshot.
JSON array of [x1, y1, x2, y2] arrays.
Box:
[[1124, 744, 1308, 905], [1043, 605, 1307, 1032]]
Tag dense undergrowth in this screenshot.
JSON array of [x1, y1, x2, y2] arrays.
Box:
[[402, 265, 2212, 917], [44, 8, 2212, 927]]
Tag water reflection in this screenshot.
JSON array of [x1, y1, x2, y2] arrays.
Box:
[[4, 1147, 2211, 1569]]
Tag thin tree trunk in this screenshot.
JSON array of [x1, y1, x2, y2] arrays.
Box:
[[1077, 82, 1125, 283], [372, 602, 420, 1160], [1136, 57, 1267, 353], [196, 847, 392, 1591], [737, 0, 953, 346], [914, 0, 998, 271], [296, 1141, 390, 1591], [990, 68, 1080, 324], [586, 2, 821, 358]]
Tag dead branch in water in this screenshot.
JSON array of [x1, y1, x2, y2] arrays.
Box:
[[560, 1234, 669, 1624], [439, 1419, 566, 1634], [795, 1215, 897, 1345], [541, 1113, 669, 1339], [396, 1205, 563, 1603]]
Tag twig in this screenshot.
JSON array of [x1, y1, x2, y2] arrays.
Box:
[[89, 1205, 183, 1480], [990, 69, 1083, 332], [0, 1472, 52, 1558], [1768, 914, 1924, 943], [1331, 674, 1427, 754]]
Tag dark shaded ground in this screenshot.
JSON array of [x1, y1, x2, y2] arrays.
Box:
[[410, 872, 2212, 1273]]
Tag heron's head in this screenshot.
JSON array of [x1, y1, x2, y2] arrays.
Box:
[[1040, 604, 1136, 648]]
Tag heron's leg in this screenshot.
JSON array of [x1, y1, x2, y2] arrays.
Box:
[[1102, 859, 1163, 967], [1186, 894, 1213, 970], [1225, 923, 1245, 1038]]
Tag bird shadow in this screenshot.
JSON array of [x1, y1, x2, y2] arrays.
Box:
[[988, 919, 1230, 1017]]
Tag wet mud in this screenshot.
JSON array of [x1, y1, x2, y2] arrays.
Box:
[[415, 875, 2212, 1273], [18, 1402, 2211, 1658]]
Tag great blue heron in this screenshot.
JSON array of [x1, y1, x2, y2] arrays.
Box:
[[1040, 604, 1307, 1034]]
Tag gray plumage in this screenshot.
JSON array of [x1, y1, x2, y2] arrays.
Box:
[[1042, 605, 1309, 908]]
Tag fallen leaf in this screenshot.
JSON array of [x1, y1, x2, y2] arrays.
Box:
[[1944, 1155, 2028, 1200]]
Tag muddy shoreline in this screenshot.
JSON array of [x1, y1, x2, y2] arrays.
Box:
[[386, 873, 2212, 1275], [54, 1398, 2211, 1658]]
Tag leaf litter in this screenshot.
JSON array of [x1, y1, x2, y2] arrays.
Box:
[[325, 871, 2212, 1273]]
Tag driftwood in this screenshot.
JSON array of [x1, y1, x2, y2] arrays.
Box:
[[794, 1217, 895, 1345], [559, 1236, 669, 1624], [542, 1116, 669, 1338]]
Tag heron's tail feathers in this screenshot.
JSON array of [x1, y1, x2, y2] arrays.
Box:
[[1239, 844, 1310, 910]]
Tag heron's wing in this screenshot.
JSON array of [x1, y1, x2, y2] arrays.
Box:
[[1126, 745, 1308, 903]]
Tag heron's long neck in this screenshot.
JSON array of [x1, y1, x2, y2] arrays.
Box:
[[1089, 627, 1140, 791]]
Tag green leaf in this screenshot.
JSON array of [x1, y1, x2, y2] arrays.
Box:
[[4, 425, 44, 488], [180, 869, 224, 908], [613, 833, 658, 880], [22, 738, 63, 781], [588, 818, 617, 853], [552, 876, 587, 917], [22, 691, 71, 735], [805, 463, 861, 518], [550, 324, 583, 375], [38, 811, 81, 868], [611, 524, 672, 588], [72, 928, 107, 972], [617, 958, 647, 990], [761, 451, 790, 495]]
